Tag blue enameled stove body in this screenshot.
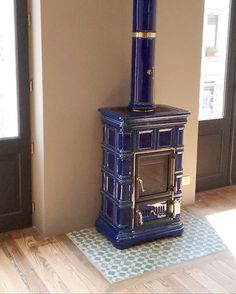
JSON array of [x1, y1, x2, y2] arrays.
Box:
[[96, 105, 190, 249]]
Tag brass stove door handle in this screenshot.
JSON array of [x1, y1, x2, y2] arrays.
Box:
[[137, 177, 145, 193], [136, 210, 143, 225]]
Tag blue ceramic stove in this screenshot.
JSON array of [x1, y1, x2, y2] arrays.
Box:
[[96, 0, 190, 249]]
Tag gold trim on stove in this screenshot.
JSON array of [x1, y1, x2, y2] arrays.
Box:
[[132, 32, 157, 38], [132, 147, 176, 229], [159, 128, 172, 132], [131, 108, 155, 113]]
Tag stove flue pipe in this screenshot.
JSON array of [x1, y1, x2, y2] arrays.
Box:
[[129, 0, 157, 112]]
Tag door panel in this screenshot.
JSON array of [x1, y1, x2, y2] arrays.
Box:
[[197, 122, 229, 190], [197, 0, 236, 191], [0, 0, 31, 231], [0, 153, 21, 215], [197, 131, 223, 177]]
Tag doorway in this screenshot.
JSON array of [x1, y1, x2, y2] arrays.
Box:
[[0, 0, 31, 231], [196, 0, 236, 191]]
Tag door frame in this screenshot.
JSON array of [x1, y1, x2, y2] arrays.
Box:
[[0, 0, 32, 232], [229, 0, 236, 184], [196, 0, 236, 191]]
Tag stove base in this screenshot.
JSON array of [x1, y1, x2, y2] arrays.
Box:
[[96, 217, 184, 249]]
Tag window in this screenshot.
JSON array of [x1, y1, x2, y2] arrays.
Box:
[[199, 0, 231, 121], [0, 0, 18, 138], [206, 14, 218, 53]]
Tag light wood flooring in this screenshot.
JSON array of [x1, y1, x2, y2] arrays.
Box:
[[1, 186, 236, 293]]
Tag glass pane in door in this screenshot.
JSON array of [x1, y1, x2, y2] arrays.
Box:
[[136, 153, 169, 198], [199, 0, 231, 121], [0, 0, 18, 138]]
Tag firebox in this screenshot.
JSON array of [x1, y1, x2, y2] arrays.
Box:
[[96, 0, 190, 249]]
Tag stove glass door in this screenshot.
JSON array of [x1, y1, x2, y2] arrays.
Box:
[[135, 150, 174, 201]]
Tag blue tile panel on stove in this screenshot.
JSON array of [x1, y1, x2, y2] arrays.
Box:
[[96, 105, 190, 248]]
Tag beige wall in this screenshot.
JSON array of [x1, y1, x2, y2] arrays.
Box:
[[31, 0, 132, 235], [156, 0, 204, 205], [30, 0, 204, 236]]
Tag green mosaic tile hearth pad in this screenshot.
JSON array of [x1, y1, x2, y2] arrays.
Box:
[[67, 211, 226, 283]]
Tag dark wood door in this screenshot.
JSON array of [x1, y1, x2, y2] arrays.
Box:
[[197, 0, 236, 191], [0, 0, 31, 231]]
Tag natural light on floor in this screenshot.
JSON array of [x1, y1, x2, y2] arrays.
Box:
[[206, 209, 236, 257]]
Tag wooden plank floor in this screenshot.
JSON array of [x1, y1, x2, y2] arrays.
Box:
[[1, 186, 236, 293]]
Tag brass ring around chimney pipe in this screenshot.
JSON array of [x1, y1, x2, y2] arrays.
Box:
[[132, 32, 156, 39]]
